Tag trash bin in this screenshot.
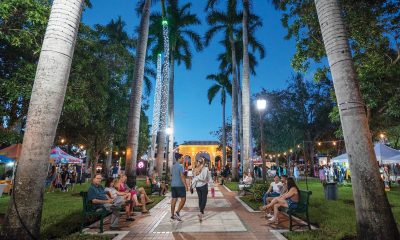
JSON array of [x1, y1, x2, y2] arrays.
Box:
[[324, 182, 338, 200]]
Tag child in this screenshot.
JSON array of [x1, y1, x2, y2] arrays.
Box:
[[210, 180, 215, 198]]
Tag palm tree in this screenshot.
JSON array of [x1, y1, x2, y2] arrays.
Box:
[[126, 0, 151, 187], [314, 0, 399, 239], [3, 0, 84, 239], [207, 73, 232, 170], [205, 0, 241, 177], [149, 0, 203, 176], [241, 0, 252, 174]]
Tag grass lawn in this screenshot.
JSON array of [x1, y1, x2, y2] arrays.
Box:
[[0, 177, 164, 239], [224, 182, 239, 191], [239, 179, 400, 240]]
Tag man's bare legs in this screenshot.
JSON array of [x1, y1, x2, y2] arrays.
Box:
[[171, 198, 178, 217], [176, 197, 186, 214]]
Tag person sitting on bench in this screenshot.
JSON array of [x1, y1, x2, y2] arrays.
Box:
[[262, 175, 284, 205], [88, 173, 124, 230], [238, 172, 253, 191], [263, 177, 299, 224]]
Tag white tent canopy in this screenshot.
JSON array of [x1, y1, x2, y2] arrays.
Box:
[[332, 142, 400, 164]]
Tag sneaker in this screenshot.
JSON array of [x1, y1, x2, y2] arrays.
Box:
[[267, 213, 273, 218], [170, 215, 176, 221], [198, 213, 203, 222], [174, 212, 182, 221]]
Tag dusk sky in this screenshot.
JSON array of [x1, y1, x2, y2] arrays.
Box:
[[82, 0, 302, 144]]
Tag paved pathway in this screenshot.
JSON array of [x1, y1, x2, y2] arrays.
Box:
[[86, 185, 293, 239]]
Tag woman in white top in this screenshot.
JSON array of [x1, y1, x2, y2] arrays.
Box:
[[192, 157, 210, 221]]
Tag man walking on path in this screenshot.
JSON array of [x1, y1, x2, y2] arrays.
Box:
[[171, 157, 188, 221]]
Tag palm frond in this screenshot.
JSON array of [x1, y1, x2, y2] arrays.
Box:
[[208, 84, 221, 104]]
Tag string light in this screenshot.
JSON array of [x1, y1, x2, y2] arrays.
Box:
[[106, 151, 109, 155], [318, 142, 322, 146], [150, 54, 163, 163], [159, 19, 170, 131], [151, 54, 162, 136], [333, 141, 337, 146]]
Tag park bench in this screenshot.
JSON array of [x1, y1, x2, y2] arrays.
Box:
[[80, 191, 110, 233], [280, 190, 312, 231], [240, 178, 257, 198]]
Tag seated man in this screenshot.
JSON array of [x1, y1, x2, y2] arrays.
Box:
[[238, 172, 253, 194], [88, 173, 124, 230]]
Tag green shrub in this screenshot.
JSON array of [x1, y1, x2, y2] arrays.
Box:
[[250, 182, 269, 201]]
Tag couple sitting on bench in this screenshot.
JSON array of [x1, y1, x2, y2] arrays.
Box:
[[260, 176, 299, 224]]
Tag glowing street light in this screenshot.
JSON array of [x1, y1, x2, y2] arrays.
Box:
[[256, 98, 267, 181], [256, 99, 267, 111]]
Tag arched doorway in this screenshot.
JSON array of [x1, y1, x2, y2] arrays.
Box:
[[183, 155, 191, 170], [195, 151, 211, 166]]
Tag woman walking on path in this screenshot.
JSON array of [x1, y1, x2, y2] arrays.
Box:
[[192, 157, 210, 221]]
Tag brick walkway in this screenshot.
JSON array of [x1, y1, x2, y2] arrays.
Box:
[[85, 185, 298, 239]]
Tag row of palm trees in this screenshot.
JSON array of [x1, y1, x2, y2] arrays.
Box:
[[3, 0, 399, 239]]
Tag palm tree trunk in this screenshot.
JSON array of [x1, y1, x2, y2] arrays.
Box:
[[242, 0, 252, 175], [150, 54, 163, 174], [222, 90, 227, 170], [105, 135, 113, 178], [237, 63, 244, 179], [126, 0, 151, 188], [315, 0, 399, 239], [230, 37, 239, 180], [168, 52, 175, 171], [3, 1, 84, 238]]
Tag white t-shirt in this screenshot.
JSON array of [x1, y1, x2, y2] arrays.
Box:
[[188, 170, 193, 177], [271, 182, 283, 193]]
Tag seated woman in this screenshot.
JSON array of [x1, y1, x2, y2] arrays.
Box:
[[117, 174, 153, 213], [151, 169, 167, 195], [104, 178, 135, 221], [262, 177, 299, 224], [262, 175, 283, 206], [238, 172, 253, 192]]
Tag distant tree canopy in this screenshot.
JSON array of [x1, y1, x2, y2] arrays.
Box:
[[0, 0, 151, 160], [252, 74, 338, 154], [273, 0, 400, 137]]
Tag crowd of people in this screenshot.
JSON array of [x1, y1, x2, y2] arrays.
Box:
[[45, 164, 82, 192]]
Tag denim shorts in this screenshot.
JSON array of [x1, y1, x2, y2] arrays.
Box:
[[286, 198, 298, 209]]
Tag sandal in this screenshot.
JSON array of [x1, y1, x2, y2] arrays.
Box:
[[126, 217, 135, 221]]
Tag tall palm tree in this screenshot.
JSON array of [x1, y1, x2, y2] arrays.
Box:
[[205, 0, 242, 177], [126, 0, 151, 187], [241, 0, 252, 174], [3, 0, 84, 239], [314, 0, 399, 239], [149, 0, 203, 175], [207, 73, 232, 170]]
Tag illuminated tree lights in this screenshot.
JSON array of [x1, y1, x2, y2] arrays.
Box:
[[150, 54, 162, 169], [159, 20, 170, 131]]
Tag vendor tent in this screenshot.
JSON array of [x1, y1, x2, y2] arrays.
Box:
[[332, 142, 400, 164], [50, 147, 83, 164], [0, 144, 22, 160], [0, 155, 14, 164]]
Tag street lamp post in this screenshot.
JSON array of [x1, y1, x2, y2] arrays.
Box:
[[165, 127, 173, 183], [257, 99, 267, 181]]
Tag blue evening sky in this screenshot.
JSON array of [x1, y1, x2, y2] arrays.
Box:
[[82, 0, 302, 144]]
